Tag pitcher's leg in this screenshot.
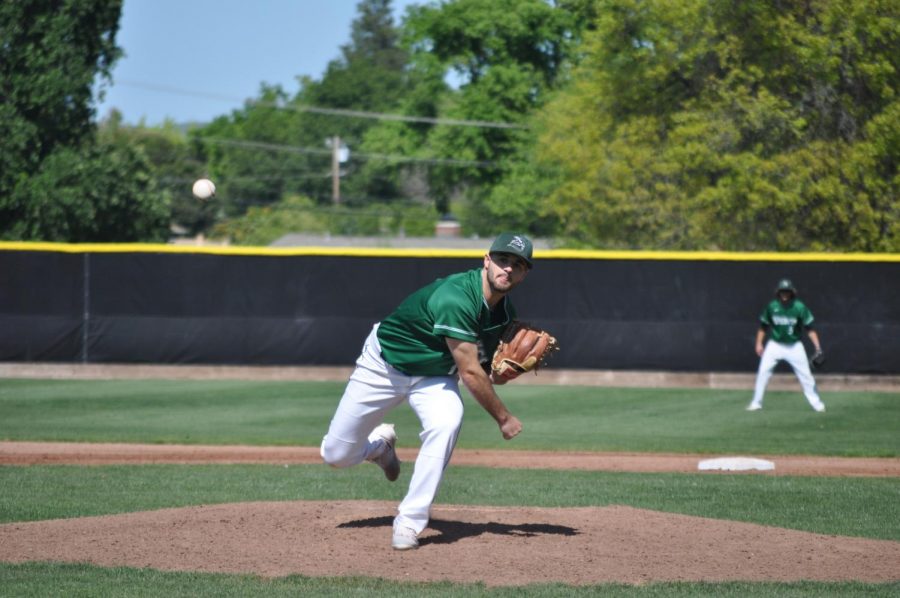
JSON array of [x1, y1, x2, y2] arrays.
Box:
[[320, 376, 401, 467], [395, 377, 464, 534], [320, 326, 407, 467]]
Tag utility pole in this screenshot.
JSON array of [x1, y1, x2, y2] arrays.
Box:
[[331, 135, 341, 204]]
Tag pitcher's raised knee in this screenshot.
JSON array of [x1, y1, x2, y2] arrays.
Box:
[[320, 435, 365, 468]]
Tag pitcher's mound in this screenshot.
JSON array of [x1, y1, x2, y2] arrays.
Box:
[[2, 500, 898, 586]]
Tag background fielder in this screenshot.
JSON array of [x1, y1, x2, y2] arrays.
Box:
[[320, 232, 534, 550], [747, 278, 826, 413]]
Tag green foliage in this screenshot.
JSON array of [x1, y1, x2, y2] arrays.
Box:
[[193, 85, 309, 216], [210, 195, 439, 245], [192, 0, 414, 221], [537, 0, 900, 251], [404, 0, 574, 87], [295, 0, 415, 206], [356, 120, 432, 204], [0, 0, 122, 190], [5, 0, 898, 248], [0, 0, 172, 242], [354, 56, 450, 207], [211, 195, 331, 245], [98, 112, 214, 236], [476, 122, 564, 236], [403, 0, 583, 220], [1, 141, 170, 242], [318, 0, 409, 116]]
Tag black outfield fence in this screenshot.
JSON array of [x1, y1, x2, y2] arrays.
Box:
[[1, 243, 897, 374]]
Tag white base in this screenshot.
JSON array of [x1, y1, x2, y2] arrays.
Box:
[[698, 456, 775, 471]]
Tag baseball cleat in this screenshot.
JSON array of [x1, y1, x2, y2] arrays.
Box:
[[391, 524, 419, 550], [745, 403, 762, 411], [367, 423, 401, 481], [813, 404, 826, 412]]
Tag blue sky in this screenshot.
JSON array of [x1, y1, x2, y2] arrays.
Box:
[[95, 0, 421, 126]]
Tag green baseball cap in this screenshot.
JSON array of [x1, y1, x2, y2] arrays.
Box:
[[489, 232, 533, 268], [775, 278, 797, 294]]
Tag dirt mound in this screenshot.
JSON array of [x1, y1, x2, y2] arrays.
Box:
[[2, 500, 898, 586]]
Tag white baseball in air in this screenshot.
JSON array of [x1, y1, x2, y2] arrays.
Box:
[[192, 178, 216, 200]]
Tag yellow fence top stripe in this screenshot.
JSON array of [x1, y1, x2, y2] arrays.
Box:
[[0, 241, 897, 262]]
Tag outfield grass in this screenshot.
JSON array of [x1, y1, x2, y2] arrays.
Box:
[[0, 379, 897, 456], [0, 378, 898, 596]]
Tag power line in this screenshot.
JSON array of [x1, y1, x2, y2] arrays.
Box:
[[160, 172, 331, 187], [202, 137, 332, 157], [200, 136, 500, 168], [116, 79, 528, 130]]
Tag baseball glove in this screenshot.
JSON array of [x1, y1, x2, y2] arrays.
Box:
[[491, 321, 559, 381], [809, 348, 825, 369]]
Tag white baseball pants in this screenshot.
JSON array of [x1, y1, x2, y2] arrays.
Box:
[[320, 324, 464, 534], [751, 340, 825, 411]]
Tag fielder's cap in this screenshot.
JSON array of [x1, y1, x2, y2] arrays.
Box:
[[775, 278, 797, 294], [490, 232, 533, 268]]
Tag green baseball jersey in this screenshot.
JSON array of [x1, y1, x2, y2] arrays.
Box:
[[759, 298, 814, 343], [377, 268, 516, 376]]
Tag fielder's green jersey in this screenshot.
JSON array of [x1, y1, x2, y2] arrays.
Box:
[[377, 268, 516, 376], [759, 298, 814, 343]]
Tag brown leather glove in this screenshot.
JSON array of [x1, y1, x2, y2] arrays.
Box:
[[491, 321, 559, 381]]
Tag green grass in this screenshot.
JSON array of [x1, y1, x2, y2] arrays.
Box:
[[1, 563, 897, 598], [0, 378, 898, 596], [0, 379, 897, 456], [0, 379, 340, 446]]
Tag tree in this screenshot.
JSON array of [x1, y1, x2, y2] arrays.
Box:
[[5, 141, 170, 242], [193, 84, 306, 216], [194, 0, 413, 219], [0, 0, 171, 242], [536, 0, 899, 250], [0, 0, 121, 193], [288, 0, 413, 205], [353, 38, 449, 211], [98, 111, 213, 236], [401, 0, 582, 223]]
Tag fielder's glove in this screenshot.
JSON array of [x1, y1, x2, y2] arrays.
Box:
[[809, 348, 825, 369], [491, 321, 559, 381]]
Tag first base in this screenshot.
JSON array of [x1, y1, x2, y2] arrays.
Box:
[[697, 457, 775, 472]]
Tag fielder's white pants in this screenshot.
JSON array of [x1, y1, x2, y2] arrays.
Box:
[[320, 324, 463, 534], [751, 340, 824, 410]]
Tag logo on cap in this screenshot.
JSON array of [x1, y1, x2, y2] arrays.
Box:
[[506, 236, 526, 252]]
